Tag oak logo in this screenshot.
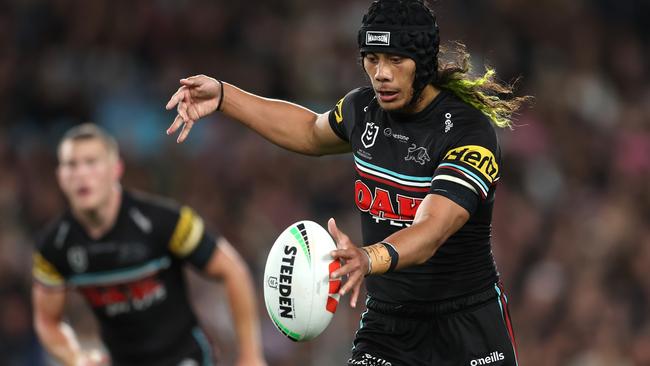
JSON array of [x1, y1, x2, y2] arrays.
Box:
[[443, 145, 498, 183], [355, 181, 423, 224]]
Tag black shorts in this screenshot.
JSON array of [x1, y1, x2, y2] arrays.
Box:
[[347, 283, 518, 366], [112, 327, 216, 366]]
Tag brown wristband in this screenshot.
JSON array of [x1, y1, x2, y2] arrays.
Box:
[[362, 243, 392, 275]]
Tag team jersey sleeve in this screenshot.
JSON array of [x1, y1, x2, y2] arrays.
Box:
[[430, 122, 500, 215], [327, 87, 372, 142], [166, 206, 217, 270], [32, 222, 68, 289], [33, 251, 66, 288]]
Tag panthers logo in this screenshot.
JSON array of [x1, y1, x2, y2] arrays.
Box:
[[405, 144, 430, 165]]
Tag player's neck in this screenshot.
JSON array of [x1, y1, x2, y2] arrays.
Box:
[[73, 185, 123, 240], [413, 85, 440, 113]]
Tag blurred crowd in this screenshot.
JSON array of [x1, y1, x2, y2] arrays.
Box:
[[1, 0, 649, 365]]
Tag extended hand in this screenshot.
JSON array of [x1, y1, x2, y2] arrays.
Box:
[[165, 75, 223, 143], [328, 218, 369, 308]]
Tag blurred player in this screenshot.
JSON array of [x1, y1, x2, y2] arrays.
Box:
[[32, 123, 266, 366], [165, 0, 530, 364]]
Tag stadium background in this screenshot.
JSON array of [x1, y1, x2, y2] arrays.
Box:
[[1, 0, 649, 365]]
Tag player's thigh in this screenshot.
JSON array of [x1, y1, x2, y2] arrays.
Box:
[[348, 309, 433, 366], [433, 299, 518, 366]]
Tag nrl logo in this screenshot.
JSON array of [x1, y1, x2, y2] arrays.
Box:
[[361, 122, 379, 148], [67, 245, 88, 273], [366, 31, 390, 46]]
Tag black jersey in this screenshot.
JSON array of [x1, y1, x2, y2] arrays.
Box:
[[328, 87, 500, 302], [33, 190, 217, 365]]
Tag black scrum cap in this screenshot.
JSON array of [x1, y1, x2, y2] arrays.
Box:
[[358, 0, 440, 105]]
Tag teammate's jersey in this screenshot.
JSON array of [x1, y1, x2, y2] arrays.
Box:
[[328, 87, 500, 302], [33, 190, 217, 365]]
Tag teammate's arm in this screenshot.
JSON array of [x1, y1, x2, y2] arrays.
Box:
[[329, 194, 470, 307], [33, 285, 106, 366], [165, 75, 349, 156], [203, 237, 266, 366], [33, 285, 80, 366]]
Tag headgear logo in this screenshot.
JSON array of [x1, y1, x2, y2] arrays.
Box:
[[366, 31, 390, 46]]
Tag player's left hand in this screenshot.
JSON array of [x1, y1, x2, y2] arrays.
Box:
[[328, 218, 368, 308]]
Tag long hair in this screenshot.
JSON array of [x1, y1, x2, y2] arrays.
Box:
[[434, 43, 532, 129]]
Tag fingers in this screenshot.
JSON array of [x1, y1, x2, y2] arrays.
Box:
[[182, 89, 202, 124], [350, 281, 362, 308], [168, 76, 203, 111], [177, 121, 194, 143], [177, 99, 191, 123], [167, 114, 185, 136], [187, 100, 202, 121], [330, 247, 359, 264], [327, 217, 341, 243], [167, 87, 195, 142], [330, 254, 357, 278], [180, 78, 196, 87], [328, 217, 351, 250], [166, 78, 202, 141], [166, 87, 189, 135], [326, 230, 366, 308], [339, 270, 363, 298], [180, 74, 206, 87], [165, 86, 185, 110]]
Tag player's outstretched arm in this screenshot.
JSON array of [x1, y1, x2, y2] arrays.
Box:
[[165, 75, 349, 156], [32, 284, 107, 366], [329, 194, 470, 306], [203, 238, 267, 366]]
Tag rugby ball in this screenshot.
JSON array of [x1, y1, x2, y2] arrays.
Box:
[[263, 220, 341, 342]]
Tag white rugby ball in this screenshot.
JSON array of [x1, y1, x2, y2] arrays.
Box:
[[263, 220, 341, 342]]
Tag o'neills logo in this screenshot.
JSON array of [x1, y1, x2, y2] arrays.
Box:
[[278, 245, 297, 318], [366, 31, 390, 46], [469, 351, 505, 365]]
